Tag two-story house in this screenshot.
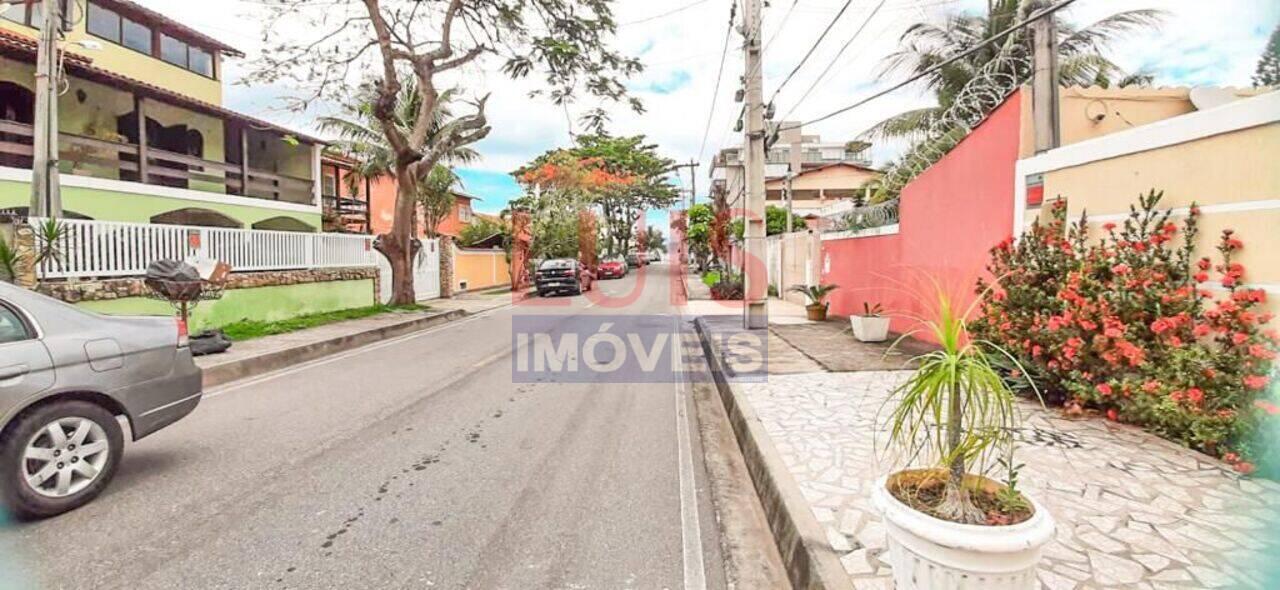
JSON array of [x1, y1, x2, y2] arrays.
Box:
[[0, 0, 325, 231], [709, 121, 881, 217]]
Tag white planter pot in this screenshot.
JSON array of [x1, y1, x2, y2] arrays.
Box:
[[850, 315, 891, 342], [871, 473, 1055, 590]]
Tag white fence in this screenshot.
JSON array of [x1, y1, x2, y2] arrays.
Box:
[[29, 217, 377, 279]]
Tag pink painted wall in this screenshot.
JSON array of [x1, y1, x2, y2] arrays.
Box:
[[820, 90, 1024, 340]]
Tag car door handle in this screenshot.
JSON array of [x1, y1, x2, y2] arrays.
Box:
[[0, 364, 29, 381]]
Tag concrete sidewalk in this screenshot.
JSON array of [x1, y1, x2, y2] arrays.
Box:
[[197, 293, 512, 387], [700, 307, 1280, 589]]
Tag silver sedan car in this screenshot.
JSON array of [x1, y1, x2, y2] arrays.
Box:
[[0, 281, 202, 518]]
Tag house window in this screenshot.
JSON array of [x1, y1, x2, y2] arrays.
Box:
[[34, 1, 70, 30], [189, 47, 213, 77], [4, 0, 69, 29], [83, 2, 217, 79], [322, 172, 337, 198], [86, 1, 120, 41], [122, 18, 152, 54], [160, 33, 187, 68], [459, 204, 473, 222]]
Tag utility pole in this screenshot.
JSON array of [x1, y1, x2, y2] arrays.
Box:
[[30, 0, 63, 217], [741, 0, 767, 329], [670, 159, 699, 209], [784, 172, 794, 234], [1031, 10, 1060, 153], [780, 170, 793, 297]]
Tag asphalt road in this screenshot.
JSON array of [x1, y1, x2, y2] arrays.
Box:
[[0, 262, 728, 590]]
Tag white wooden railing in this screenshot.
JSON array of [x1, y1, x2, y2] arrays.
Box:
[[29, 217, 376, 279]]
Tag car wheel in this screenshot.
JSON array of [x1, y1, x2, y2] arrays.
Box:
[[0, 401, 124, 519]]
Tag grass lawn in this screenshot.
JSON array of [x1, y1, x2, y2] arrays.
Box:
[[219, 304, 430, 341]]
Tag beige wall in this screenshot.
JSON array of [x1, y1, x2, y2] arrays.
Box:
[[1043, 120, 1280, 316], [1017, 86, 1267, 158], [765, 165, 881, 205], [455, 248, 510, 292], [0, 15, 222, 105]]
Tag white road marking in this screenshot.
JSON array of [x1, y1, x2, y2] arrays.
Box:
[[204, 304, 510, 398], [673, 322, 708, 590]]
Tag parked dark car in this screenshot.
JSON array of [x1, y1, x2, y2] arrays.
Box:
[[535, 258, 593, 296], [0, 282, 202, 518], [597, 257, 627, 279], [625, 252, 646, 268]]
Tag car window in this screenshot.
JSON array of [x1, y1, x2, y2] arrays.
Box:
[[0, 304, 32, 345]]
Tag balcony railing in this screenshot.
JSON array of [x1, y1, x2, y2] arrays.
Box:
[[0, 120, 315, 205], [29, 217, 375, 279]]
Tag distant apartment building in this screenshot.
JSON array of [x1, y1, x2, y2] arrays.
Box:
[[709, 121, 881, 217]]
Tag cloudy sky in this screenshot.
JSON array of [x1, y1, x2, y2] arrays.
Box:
[[141, 0, 1277, 221]]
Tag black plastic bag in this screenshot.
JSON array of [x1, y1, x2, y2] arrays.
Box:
[[190, 329, 232, 356]]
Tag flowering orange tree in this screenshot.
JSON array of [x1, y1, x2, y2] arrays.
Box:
[[975, 191, 1278, 476], [515, 135, 677, 257]]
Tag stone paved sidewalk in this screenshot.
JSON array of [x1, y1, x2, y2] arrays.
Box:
[[734, 307, 1280, 589]]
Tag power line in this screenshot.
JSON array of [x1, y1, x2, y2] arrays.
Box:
[[619, 0, 712, 26], [697, 2, 738, 166], [784, 0, 1080, 131], [779, 0, 887, 122], [766, 0, 855, 104], [763, 0, 800, 52]]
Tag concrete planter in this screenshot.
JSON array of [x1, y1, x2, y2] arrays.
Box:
[[850, 315, 890, 342], [871, 472, 1055, 590]]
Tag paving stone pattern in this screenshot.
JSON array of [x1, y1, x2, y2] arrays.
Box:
[[742, 370, 1280, 589]]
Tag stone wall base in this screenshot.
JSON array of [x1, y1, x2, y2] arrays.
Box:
[[37, 267, 379, 304]]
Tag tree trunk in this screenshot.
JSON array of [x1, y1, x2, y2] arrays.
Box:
[[376, 165, 421, 305]]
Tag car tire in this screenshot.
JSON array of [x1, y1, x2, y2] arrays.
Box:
[[0, 401, 124, 519], [571, 283, 582, 295]]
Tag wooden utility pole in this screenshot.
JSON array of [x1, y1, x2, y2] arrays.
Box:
[[1032, 12, 1060, 153], [670, 159, 699, 209], [30, 0, 63, 217], [741, 0, 767, 329]]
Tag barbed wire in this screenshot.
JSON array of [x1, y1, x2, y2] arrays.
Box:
[[877, 47, 1032, 197]]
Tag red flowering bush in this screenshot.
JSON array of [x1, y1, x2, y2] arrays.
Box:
[[975, 191, 1278, 476]]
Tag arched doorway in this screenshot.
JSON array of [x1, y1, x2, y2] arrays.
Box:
[[150, 208, 242, 228], [0, 81, 35, 169], [252, 216, 315, 232]]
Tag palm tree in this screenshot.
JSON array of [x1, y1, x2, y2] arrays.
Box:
[[317, 78, 479, 193], [641, 226, 666, 254], [864, 0, 1163, 142], [417, 165, 461, 239]]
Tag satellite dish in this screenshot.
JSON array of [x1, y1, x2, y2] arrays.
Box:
[[1189, 87, 1238, 111]]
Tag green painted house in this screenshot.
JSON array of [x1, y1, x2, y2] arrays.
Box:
[[0, 0, 324, 231]]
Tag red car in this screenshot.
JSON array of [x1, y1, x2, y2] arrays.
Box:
[[597, 257, 627, 279]]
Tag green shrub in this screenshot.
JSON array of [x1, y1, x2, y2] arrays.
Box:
[[975, 192, 1278, 476]]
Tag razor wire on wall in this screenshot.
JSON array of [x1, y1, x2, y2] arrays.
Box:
[[877, 49, 1033, 199]]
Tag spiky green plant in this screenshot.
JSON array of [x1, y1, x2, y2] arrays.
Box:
[[0, 234, 20, 283], [788, 283, 839, 307], [885, 287, 1035, 524], [32, 218, 67, 276]]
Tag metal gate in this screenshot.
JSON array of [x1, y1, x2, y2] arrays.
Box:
[[414, 238, 441, 300], [377, 238, 441, 303]]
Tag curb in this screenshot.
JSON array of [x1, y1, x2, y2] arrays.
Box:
[[693, 317, 854, 590], [200, 309, 468, 388]]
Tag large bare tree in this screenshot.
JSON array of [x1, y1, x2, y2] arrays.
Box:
[[248, 0, 642, 303]]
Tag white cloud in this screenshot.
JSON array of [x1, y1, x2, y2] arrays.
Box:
[[139, 0, 1278, 198]]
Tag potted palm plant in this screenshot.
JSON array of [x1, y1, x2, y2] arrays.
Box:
[[850, 302, 890, 342], [788, 283, 838, 321], [873, 290, 1054, 590]]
